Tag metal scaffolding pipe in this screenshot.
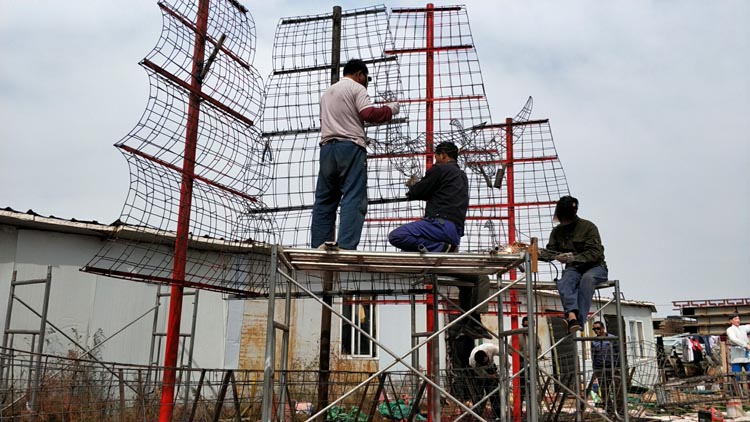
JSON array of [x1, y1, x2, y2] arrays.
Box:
[[275, 266, 528, 422]]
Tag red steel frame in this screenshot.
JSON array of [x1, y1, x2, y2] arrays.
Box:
[[424, 4, 438, 421], [159, 0, 210, 420], [505, 117, 522, 422], [388, 4, 521, 419], [145, 2, 557, 420], [500, 117, 560, 421]]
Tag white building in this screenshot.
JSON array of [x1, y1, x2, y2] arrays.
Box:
[[0, 208, 655, 380], [0, 208, 243, 369]]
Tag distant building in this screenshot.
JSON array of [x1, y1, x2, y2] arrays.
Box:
[[673, 298, 750, 335]]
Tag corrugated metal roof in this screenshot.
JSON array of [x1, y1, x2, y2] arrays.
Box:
[[0, 207, 272, 254], [0, 207, 116, 237]]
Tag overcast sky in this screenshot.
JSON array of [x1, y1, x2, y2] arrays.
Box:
[[1, 1, 748, 316]]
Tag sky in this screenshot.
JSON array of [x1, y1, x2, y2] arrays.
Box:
[[1, 1, 748, 316]]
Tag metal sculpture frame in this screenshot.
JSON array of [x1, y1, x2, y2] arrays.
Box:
[[77, 0, 636, 420]]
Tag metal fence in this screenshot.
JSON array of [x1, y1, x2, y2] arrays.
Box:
[[0, 347, 258, 421], [653, 373, 748, 408], [2, 346, 746, 421], [0, 348, 428, 422]]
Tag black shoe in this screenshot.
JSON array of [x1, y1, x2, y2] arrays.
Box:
[[319, 241, 339, 251], [442, 242, 454, 252], [567, 318, 581, 334], [418, 244, 428, 253]]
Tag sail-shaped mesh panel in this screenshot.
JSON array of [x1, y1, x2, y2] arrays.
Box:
[[85, 0, 277, 296], [260, 5, 570, 288]]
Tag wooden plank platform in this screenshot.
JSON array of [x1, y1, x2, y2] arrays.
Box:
[[281, 248, 525, 275]]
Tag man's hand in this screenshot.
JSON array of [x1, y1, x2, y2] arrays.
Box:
[[387, 102, 400, 115], [539, 248, 556, 262], [405, 174, 420, 188], [555, 252, 575, 264]]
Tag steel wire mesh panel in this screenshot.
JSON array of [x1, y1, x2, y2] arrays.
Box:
[[86, 1, 573, 297], [85, 0, 277, 295], [259, 4, 570, 281], [261, 5, 414, 252]]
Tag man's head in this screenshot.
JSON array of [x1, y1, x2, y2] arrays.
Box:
[[522, 316, 529, 327], [554, 195, 579, 224], [592, 321, 606, 336], [343, 59, 370, 88], [474, 350, 489, 366], [434, 142, 459, 164], [729, 313, 740, 326]]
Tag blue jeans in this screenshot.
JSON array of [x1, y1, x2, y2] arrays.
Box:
[[555, 265, 609, 322], [388, 217, 461, 252], [732, 362, 750, 379], [310, 140, 368, 250]]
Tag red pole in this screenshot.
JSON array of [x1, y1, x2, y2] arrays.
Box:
[[506, 117, 522, 421], [159, 1, 210, 420], [425, 4, 438, 422], [425, 3, 435, 170]]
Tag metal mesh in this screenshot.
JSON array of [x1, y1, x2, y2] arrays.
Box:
[[84, 0, 277, 296], [0, 348, 384, 421], [1, 339, 727, 420], [0, 347, 265, 421], [260, 5, 410, 252], [86, 1, 571, 294], [259, 5, 570, 283]]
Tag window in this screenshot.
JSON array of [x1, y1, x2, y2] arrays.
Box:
[[341, 295, 377, 358], [629, 320, 645, 358]]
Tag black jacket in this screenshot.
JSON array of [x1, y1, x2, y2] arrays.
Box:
[[546, 217, 607, 271], [407, 161, 469, 234]]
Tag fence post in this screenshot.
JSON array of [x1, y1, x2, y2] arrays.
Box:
[[118, 368, 126, 422]]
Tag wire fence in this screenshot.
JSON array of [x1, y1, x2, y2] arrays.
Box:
[[0, 347, 258, 421], [0, 348, 416, 422], [2, 343, 745, 421]]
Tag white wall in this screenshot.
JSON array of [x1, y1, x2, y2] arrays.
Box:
[[370, 289, 655, 374], [0, 224, 240, 369]]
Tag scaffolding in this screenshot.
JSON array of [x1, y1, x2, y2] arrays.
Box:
[[263, 247, 531, 422], [252, 244, 642, 422], [69, 0, 647, 420]]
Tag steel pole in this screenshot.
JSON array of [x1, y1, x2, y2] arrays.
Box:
[[425, 4, 438, 421], [524, 253, 539, 422], [182, 290, 199, 421], [429, 283, 441, 421], [411, 293, 419, 400], [29, 266, 52, 413], [278, 267, 293, 422], [262, 246, 280, 421], [425, 3, 435, 170], [316, 7, 341, 418], [159, 0, 210, 420], [0, 270, 18, 389], [497, 277, 508, 421], [615, 280, 630, 422], [505, 117, 522, 421]]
